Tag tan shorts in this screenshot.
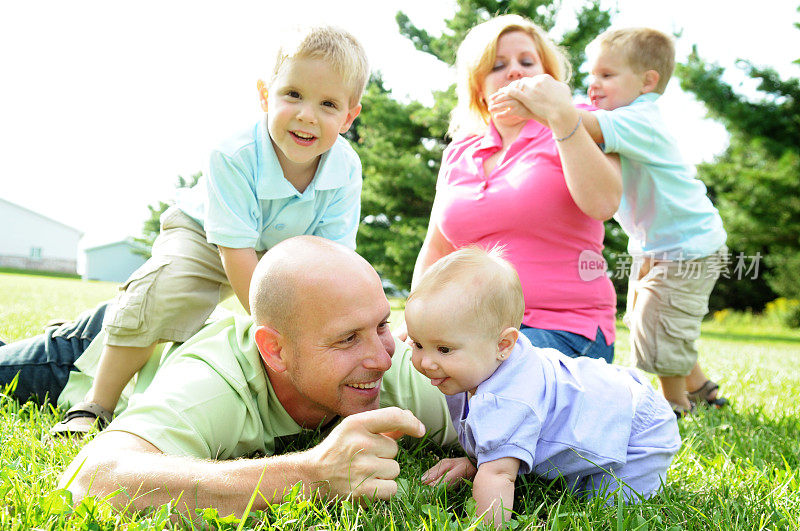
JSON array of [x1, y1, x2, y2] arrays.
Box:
[[624, 246, 726, 377], [103, 207, 233, 347]]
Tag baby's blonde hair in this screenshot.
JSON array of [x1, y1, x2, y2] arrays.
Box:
[[408, 246, 525, 338], [589, 27, 675, 94], [271, 25, 369, 107], [449, 14, 571, 139]]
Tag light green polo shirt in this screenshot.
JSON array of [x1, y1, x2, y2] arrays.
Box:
[[59, 316, 455, 459]]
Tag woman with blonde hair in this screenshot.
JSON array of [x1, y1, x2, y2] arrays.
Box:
[[409, 15, 622, 361]]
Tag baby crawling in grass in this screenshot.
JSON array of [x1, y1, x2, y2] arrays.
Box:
[[404, 246, 681, 527]]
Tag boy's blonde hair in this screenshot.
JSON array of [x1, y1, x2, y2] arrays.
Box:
[[271, 25, 369, 106], [589, 27, 675, 94], [449, 14, 571, 139], [408, 246, 525, 337]]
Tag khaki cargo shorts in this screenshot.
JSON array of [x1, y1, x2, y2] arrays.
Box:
[[103, 207, 233, 347], [624, 246, 727, 377]]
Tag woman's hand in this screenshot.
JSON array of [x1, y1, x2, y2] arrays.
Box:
[[489, 74, 575, 132], [488, 86, 539, 122]]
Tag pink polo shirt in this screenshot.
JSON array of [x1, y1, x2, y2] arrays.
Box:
[[436, 118, 616, 344]]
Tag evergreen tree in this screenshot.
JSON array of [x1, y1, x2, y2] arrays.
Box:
[[676, 9, 800, 304]]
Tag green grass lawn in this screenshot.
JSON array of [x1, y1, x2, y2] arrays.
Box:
[[2, 271, 800, 529]]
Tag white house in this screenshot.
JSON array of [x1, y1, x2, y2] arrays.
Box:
[[83, 238, 148, 283], [0, 198, 83, 274]]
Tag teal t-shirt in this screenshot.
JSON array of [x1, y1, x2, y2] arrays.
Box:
[[594, 93, 726, 259], [59, 316, 456, 459]]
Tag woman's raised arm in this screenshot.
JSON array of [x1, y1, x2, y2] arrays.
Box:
[[490, 74, 621, 220]]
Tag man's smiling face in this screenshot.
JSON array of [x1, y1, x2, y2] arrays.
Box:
[[279, 260, 395, 421]]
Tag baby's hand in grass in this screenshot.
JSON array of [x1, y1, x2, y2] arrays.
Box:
[[421, 457, 477, 487]]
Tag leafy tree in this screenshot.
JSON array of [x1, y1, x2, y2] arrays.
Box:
[[133, 173, 202, 258], [355, 0, 614, 289], [676, 11, 800, 305]]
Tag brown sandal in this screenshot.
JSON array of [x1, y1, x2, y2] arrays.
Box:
[[50, 401, 114, 436], [687, 380, 729, 408]]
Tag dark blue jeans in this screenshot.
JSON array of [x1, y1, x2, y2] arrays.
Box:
[[0, 303, 107, 405], [520, 326, 614, 363]]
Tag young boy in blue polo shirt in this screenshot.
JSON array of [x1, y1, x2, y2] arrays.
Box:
[[578, 28, 728, 416], [405, 247, 680, 528], [52, 25, 368, 434]]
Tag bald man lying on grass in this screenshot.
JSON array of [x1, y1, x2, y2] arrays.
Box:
[[1, 236, 455, 516]]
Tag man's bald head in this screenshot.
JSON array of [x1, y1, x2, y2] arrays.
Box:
[[249, 236, 380, 340]]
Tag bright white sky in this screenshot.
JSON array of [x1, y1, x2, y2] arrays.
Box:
[[2, 0, 798, 247]]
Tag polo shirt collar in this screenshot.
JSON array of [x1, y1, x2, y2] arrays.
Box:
[[255, 118, 349, 199], [633, 93, 660, 105], [311, 137, 350, 191], [476, 121, 503, 151]]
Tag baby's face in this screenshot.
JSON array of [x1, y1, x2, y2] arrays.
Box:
[[588, 50, 647, 111], [405, 293, 503, 395]]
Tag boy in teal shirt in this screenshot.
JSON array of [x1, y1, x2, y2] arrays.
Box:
[[53, 25, 368, 434], [579, 28, 728, 416]]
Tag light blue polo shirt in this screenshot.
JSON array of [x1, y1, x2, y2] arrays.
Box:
[[446, 335, 680, 483], [594, 93, 726, 259], [177, 118, 362, 251], [447, 335, 664, 480]]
